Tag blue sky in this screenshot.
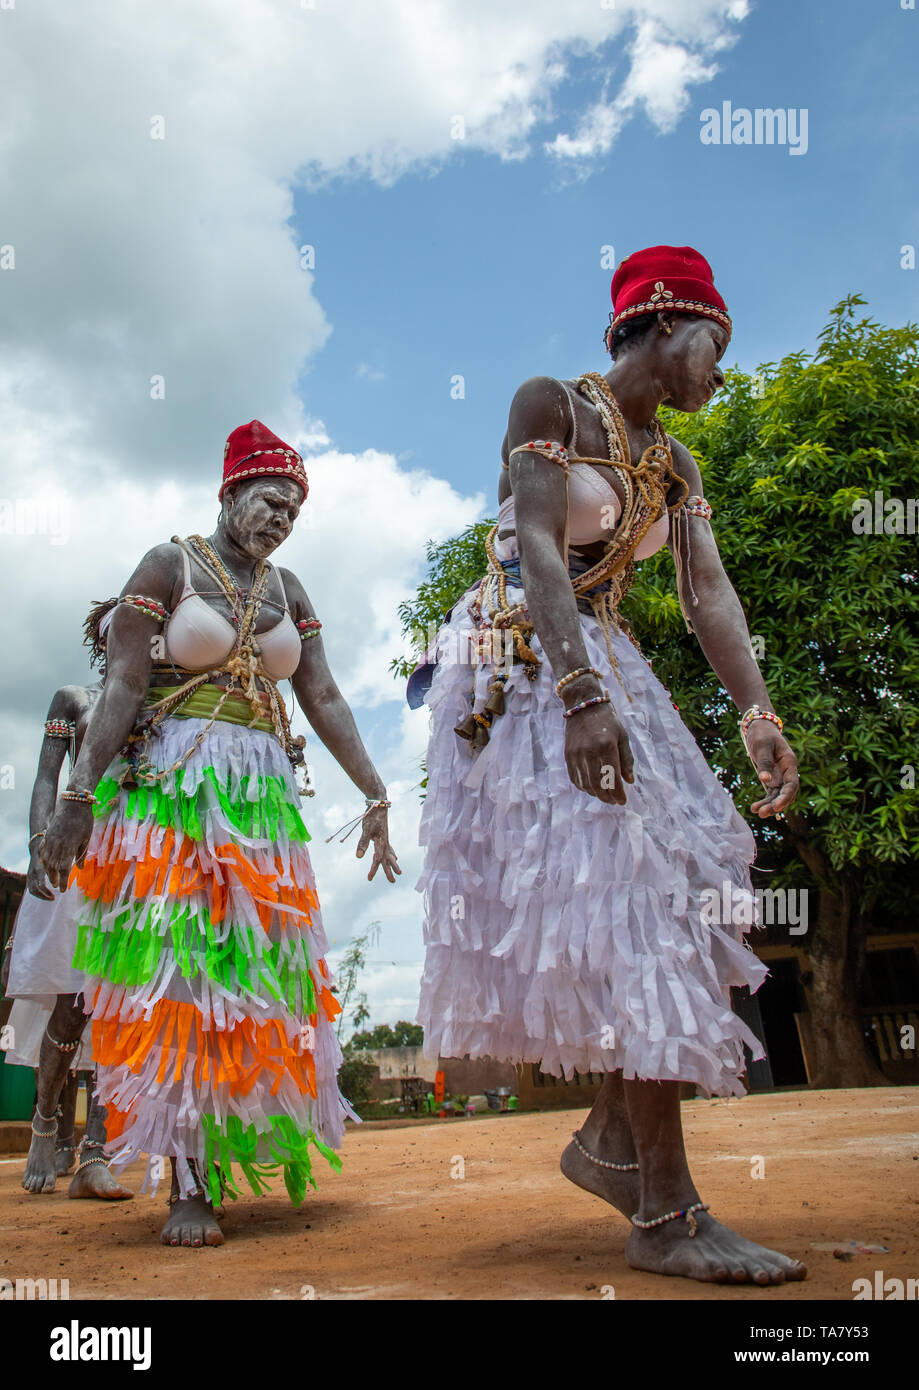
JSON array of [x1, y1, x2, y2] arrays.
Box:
[[296, 0, 917, 507], [1, 0, 915, 1031]]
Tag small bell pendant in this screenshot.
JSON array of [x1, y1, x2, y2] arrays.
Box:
[[471, 721, 490, 750], [484, 683, 505, 716], [453, 712, 478, 741]]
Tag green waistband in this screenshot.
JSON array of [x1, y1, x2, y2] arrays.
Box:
[[146, 684, 276, 734]]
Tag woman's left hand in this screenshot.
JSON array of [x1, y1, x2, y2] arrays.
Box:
[[355, 807, 402, 882], [746, 721, 800, 818]]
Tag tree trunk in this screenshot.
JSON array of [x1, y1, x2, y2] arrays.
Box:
[[786, 812, 888, 1089]]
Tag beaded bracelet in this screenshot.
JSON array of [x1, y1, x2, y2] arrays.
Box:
[[507, 439, 570, 474], [297, 618, 322, 642], [120, 594, 169, 623], [563, 691, 611, 719], [60, 788, 97, 805], [739, 705, 783, 741], [683, 495, 713, 521], [325, 798, 391, 843], [555, 666, 603, 697], [44, 718, 76, 739]]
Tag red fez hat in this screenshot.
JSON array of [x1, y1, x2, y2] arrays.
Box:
[[609, 245, 731, 339], [219, 420, 309, 501]]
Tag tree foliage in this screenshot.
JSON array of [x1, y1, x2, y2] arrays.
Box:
[[631, 295, 919, 896], [350, 1020, 425, 1050]]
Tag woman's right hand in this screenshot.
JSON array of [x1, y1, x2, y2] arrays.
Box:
[[39, 801, 95, 892], [563, 700, 635, 804], [26, 846, 55, 901]]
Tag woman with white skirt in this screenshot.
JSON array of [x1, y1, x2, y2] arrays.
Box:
[[415, 246, 807, 1286]]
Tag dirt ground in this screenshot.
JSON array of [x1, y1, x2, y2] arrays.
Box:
[[1, 1087, 916, 1301]]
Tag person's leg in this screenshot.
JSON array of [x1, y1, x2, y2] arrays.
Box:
[[68, 1081, 134, 1200], [560, 1072, 640, 1217], [622, 1078, 807, 1284], [22, 993, 86, 1194], [160, 1158, 224, 1248], [54, 1070, 79, 1176]]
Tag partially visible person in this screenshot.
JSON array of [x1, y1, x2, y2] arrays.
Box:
[[5, 598, 133, 1199]]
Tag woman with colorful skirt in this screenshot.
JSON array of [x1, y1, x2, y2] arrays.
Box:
[[40, 420, 400, 1247], [414, 247, 807, 1285]]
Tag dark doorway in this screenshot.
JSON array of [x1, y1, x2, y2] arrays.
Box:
[[755, 957, 809, 1087], [731, 985, 774, 1091]]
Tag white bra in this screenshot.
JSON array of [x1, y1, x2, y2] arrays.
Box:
[[497, 378, 670, 561], [164, 542, 302, 680], [496, 462, 670, 558]]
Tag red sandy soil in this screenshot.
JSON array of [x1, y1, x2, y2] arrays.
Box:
[[1, 1087, 916, 1301]]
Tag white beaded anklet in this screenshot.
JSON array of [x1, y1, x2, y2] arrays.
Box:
[[571, 1130, 639, 1172], [74, 1155, 109, 1174], [630, 1201, 710, 1237], [31, 1107, 58, 1139]]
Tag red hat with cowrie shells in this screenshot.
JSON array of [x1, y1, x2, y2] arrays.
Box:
[[608, 246, 732, 345], [219, 420, 309, 501]]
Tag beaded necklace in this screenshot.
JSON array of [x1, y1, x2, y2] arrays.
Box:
[[187, 533, 270, 642], [459, 379, 688, 748], [128, 535, 303, 785]]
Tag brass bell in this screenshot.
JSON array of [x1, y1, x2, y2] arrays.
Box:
[[453, 712, 478, 741], [484, 684, 505, 716], [471, 722, 490, 750]]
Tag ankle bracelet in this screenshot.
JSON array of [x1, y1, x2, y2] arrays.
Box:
[[46, 1030, 80, 1054], [630, 1201, 710, 1237], [571, 1130, 639, 1172], [74, 1155, 109, 1174], [31, 1107, 58, 1138], [56, 1134, 76, 1151]]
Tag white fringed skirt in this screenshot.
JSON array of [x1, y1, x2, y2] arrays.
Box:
[[415, 577, 768, 1098]]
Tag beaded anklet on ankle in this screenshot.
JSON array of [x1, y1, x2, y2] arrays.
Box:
[[74, 1137, 109, 1174], [571, 1130, 639, 1172], [31, 1107, 58, 1139], [630, 1202, 710, 1237]]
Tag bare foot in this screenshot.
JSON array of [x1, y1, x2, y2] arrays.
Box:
[[560, 1130, 640, 1220], [626, 1210, 808, 1285], [55, 1142, 76, 1177], [68, 1161, 134, 1201], [160, 1194, 224, 1248], [22, 1132, 58, 1194]]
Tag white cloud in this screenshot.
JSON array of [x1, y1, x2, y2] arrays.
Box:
[[546, 6, 747, 164]]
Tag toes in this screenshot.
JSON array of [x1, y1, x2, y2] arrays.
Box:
[[204, 1226, 225, 1247]]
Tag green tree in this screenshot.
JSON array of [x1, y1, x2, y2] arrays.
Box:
[[331, 923, 383, 1117], [390, 522, 495, 681], [351, 1020, 425, 1050], [394, 298, 919, 1090], [337, 1046, 377, 1116], [332, 922, 381, 1041]]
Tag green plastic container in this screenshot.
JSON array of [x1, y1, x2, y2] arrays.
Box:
[[0, 1054, 36, 1120]]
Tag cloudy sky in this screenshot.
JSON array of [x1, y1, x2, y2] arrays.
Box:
[[0, 0, 913, 1031]]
